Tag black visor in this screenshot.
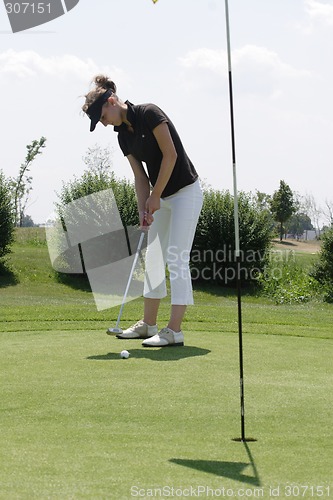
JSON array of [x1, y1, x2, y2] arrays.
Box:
[[86, 89, 113, 132]]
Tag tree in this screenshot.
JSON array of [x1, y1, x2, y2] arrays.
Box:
[[310, 227, 333, 302], [82, 144, 114, 176], [270, 180, 295, 241], [20, 214, 35, 227], [303, 193, 322, 237], [255, 190, 274, 229], [286, 212, 313, 238], [10, 137, 46, 227], [323, 199, 333, 228], [255, 190, 272, 212], [0, 171, 15, 259]]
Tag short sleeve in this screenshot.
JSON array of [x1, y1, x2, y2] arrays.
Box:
[[143, 104, 168, 131], [118, 134, 129, 157]]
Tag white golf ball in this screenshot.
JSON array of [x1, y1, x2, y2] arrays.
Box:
[[120, 350, 130, 359]]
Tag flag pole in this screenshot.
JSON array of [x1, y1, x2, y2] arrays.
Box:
[[224, 0, 250, 443]]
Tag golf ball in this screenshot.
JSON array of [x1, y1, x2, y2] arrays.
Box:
[[120, 350, 130, 359]]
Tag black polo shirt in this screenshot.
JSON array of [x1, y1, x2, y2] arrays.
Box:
[[115, 101, 198, 198]]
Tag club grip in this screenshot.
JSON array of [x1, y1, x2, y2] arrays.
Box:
[[142, 213, 149, 226]]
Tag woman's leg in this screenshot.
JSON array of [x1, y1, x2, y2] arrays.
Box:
[[167, 304, 187, 332], [143, 297, 161, 326], [143, 201, 170, 300], [142, 181, 203, 346], [167, 180, 203, 311], [142, 200, 171, 327]]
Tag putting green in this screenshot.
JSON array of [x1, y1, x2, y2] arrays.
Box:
[[0, 330, 332, 499]]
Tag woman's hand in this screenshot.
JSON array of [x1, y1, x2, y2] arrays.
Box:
[[145, 193, 160, 216], [139, 211, 154, 230], [139, 193, 159, 230]]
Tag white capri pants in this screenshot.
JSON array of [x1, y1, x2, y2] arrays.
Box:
[[143, 179, 203, 305]]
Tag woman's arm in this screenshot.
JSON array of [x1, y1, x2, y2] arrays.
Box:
[[146, 122, 178, 214], [126, 154, 153, 227]]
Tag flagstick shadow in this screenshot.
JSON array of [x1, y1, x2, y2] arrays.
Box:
[[169, 442, 260, 487], [244, 441, 261, 486]]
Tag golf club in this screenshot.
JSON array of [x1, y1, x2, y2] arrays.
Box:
[[106, 218, 148, 335]]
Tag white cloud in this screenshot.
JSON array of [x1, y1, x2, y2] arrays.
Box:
[[305, 0, 333, 25], [178, 45, 311, 96], [179, 45, 311, 79], [296, 0, 333, 33], [232, 45, 311, 79], [0, 49, 125, 83], [179, 48, 227, 76]]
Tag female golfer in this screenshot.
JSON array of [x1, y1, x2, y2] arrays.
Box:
[[83, 75, 203, 347]]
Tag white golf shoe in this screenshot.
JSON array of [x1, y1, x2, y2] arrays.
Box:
[[142, 327, 184, 347], [116, 320, 158, 339]]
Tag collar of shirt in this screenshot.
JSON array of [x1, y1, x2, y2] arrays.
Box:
[[113, 100, 136, 132]]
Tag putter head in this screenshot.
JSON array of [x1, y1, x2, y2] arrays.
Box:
[[106, 327, 123, 335]]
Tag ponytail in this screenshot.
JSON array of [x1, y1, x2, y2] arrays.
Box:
[[93, 75, 117, 93], [82, 74, 117, 114]]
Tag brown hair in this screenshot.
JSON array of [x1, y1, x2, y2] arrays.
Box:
[[82, 75, 117, 113]]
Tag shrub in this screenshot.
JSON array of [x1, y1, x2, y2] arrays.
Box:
[[56, 144, 138, 230], [0, 171, 15, 260], [310, 227, 333, 302], [56, 169, 138, 228], [258, 252, 319, 304], [191, 189, 273, 285], [53, 168, 138, 279]]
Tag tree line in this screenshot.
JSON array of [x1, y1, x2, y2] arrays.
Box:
[[1, 143, 332, 300]]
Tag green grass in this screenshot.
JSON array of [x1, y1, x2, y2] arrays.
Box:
[[0, 229, 332, 499], [258, 243, 323, 305]]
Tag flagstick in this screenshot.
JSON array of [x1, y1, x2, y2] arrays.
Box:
[[224, 0, 252, 443]]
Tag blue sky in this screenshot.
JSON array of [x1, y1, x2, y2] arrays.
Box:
[[1, 0, 332, 224]]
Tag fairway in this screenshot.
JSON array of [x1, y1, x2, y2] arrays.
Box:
[[0, 232, 332, 499]]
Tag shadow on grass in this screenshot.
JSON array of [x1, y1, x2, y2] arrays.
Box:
[[54, 272, 92, 292], [170, 443, 261, 486], [193, 280, 258, 299], [0, 260, 19, 288], [86, 346, 210, 362], [273, 239, 297, 247]]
